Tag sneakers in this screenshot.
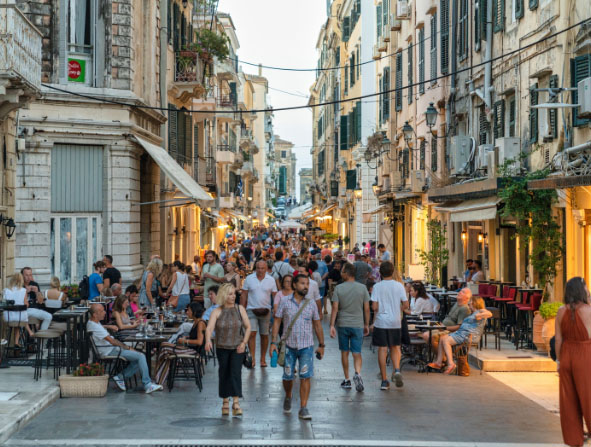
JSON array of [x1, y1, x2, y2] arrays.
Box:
[[380, 380, 390, 390], [283, 397, 292, 413], [298, 407, 312, 420], [113, 375, 126, 392], [145, 383, 163, 394], [393, 371, 404, 388], [353, 373, 364, 392], [340, 379, 352, 389]]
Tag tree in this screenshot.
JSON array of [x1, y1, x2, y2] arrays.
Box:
[[417, 219, 449, 286]]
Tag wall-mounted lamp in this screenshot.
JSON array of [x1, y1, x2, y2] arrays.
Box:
[[478, 232, 488, 243], [0, 215, 16, 239], [461, 230, 468, 243]]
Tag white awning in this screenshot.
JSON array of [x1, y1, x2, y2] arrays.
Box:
[[363, 204, 387, 215], [132, 136, 213, 205], [435, 197, 501, 222]]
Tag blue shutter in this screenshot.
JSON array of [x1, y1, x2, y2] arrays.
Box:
[[340, 115, 348, 150], [346, 169, 357, 190]]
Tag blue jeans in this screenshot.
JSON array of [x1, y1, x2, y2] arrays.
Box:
[[111, 348, 151, 389], [174, 294, 190, 312], [283, 345, 314, 381], [337, 327, 364, 353]]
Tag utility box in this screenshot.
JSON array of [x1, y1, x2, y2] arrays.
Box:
[[495, 137, 521, 174], [578, 77, 591, 118], [449, 136, 473, 176], [410, 170, 425, 193]]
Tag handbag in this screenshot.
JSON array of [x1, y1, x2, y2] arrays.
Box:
[[252, 308, 270, 317], [455, 344, 471, 377], [277, 299, 312, 367], [235, 305, 253, 369]]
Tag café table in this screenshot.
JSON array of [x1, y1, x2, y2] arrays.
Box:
[[53, 307, 90, 372], [124, 333, 168, 375], [415, 322, 446, 363]]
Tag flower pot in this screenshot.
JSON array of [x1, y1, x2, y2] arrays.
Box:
[[533, 311, 546, 352], [58, 374, 108, 398], [541, 317, 556, 355]]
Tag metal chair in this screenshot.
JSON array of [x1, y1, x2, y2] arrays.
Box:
[[32, 330, 63, 380], [167, 346, 204, 392], [482, 307, 501, 350]]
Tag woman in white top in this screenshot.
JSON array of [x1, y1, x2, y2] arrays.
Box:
[[168, 260, 190, 311], [410, 282, 435, 315], [224, 262, 242, 290], [3, 273, 34, 346], [44, 276, 67, 310]]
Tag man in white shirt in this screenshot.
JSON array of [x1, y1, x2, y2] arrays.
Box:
[[296, 265, 322, 314], [87, 304, 162, 394], [241, 260, 277, 367], [271, 250, 294, 289], [371, 261, 409, 391]]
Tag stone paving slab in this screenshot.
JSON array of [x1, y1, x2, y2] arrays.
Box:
[[6, 318, 564, 446]]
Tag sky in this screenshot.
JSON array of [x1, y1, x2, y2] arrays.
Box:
[[217, 0, 327, 201]]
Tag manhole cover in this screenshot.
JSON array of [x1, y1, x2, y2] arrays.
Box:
[[170, 418, 229, 427]]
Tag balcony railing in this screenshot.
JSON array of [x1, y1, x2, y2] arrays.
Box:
[[217, 94, 237, 108], [195, 157, 216, 190], [0, 4, 42, 91], [174, 51, 203, 83], [217, 144, 236, 153]]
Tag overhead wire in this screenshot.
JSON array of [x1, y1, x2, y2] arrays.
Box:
[[41, 18, 589, 115]]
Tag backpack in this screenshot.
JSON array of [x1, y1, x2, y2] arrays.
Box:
[[78, 275, 90, 300], [273, 263, 288, 282]]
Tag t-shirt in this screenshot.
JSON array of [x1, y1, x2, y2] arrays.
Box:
[[371, 279, 408, 329], [89, 273, 103, 300], [242, 273, 277, 309], [203, 263, 225, 298], [413, 297, 435, 314], [103, 267, 121, 286], [471, 270, 485, 282], [316, 260, 329, 280], [442, 303, 471, 327], [87, 320, 113, 357], [328, 268, 342, 284], [332, 281, 370, 328], [353, 261, 372, 285], [240, 247, 252, 263], [305, 278, 322, 301], [381, 250, 391, 261], [272, 261, 294, 282]]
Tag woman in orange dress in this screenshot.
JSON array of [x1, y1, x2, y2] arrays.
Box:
[[556, 276, 591, 447]]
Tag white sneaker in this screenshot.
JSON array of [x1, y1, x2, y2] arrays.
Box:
[[145, 383, 163, 394], [113, 375, 126, 391]]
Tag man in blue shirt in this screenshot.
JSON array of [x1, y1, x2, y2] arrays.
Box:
[[89, 261, 106, 301]]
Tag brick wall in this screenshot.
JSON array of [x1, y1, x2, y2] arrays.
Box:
[[111, 0, 133, 90]]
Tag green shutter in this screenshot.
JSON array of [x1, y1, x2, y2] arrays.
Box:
[[229, 82, 237, 105], [431, 14, 437, 83], [356, 102, 361, 143], [348, 109, 354, 148], [481, 0, 488, 39], [572, 55, 591, 127], [168, 104, 177, 157], [419, 28, 425, 94], [193, 124, 199, 160], [549, 75, 558, 139], [340, 115, 348, 150], [530, 83, 538, 144], [346, 169, 357, 190], [396, 53, 403, 111], [383, 0, 389, 27], [475, 0, 481, 51], [440, 0, 449, 74], [493, 100, 505, 139], [509, 97, 516, 137], [379, 76, 383, 123], [431, 138, 438, 172], [343, 17, 350, 42], [420, 140, 426, 170], [515, 0, 524, 19], [177, 109, 186, 162], [479, 106, 488, 145], [377, 4, 382, 40], [184, 113, 192, 162], [493, 0, 504, 33], [330, 180, 339, 197], [529, 0, 538, 10], [383, 67, 390, 120], [408, 43, 413, 104]]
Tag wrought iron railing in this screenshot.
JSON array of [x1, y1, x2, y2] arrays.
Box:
[[174, 51, 202, 83]]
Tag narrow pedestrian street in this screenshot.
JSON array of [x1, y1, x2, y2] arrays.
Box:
[[7, 317, 561, 446]]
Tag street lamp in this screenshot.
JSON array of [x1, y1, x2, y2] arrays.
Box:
[[402, 121, 414, 144], [0, 215, 16, 239], [372, 176, 380, 196], [354, 163, 362, 199], [425, 102, 438, 130]]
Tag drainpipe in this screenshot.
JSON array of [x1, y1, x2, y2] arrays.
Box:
[[484, 0, 493, 110], [160, 0, 168, 259]]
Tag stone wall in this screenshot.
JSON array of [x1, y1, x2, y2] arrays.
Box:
[[111, 0, 133, 90]]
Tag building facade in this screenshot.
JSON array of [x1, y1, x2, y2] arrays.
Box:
[[273, 136, 297, 200]]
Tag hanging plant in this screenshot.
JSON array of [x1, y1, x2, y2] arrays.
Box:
[[416, 219, 449, 287], [189, 28, 231, 62], [498, 157, 563, 301]]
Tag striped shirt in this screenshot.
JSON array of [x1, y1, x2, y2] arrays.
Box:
[[275, 295, 320, 350]]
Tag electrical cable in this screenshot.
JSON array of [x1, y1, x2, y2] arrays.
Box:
[[40, 18, 589, 115]]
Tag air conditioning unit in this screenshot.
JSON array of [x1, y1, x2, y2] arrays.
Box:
[[410, 170, 425, 193], [391, 171, 402, 188], [372, 44, 381, 60], [487, 150, 498, 179], [390, 14, 402, 30], [449, 136, 473, 176], [495, 137, 521, 174], [578, 77, 591, 118], [396, 0, 410, 19], [477, 144, 494, 170], [378, 36, 387, 52]]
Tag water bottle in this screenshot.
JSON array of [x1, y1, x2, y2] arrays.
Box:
[[270, 350, 278, 368]]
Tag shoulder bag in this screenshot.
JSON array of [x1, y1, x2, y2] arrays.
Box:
[[235, 305, 253, 369], [277, 299, 312, 367]]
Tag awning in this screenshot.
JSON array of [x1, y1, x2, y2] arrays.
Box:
[[321, 203, 337, 215], [132, 136, 213, 205], [223, 210, 248, 221], [528, 175, 591, 190], [435, 197, 501, 222], [363, 204, 387, 215]]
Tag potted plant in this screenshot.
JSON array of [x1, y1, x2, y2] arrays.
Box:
[[194, 28, 230, 62], [59, 363, 108, 398], [61, 284, 79, 300], [535, 301, 563, 354]]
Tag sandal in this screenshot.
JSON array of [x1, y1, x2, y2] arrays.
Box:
[[222, 401, 230, 416], [443, 364, 457, 375], [232, 402, 243, 416], [427, 362, 442, 370]]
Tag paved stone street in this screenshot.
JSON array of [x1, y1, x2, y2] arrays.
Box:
[[6, 319, 563, 446]]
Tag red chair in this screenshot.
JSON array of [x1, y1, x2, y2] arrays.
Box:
[[515, 292, 543, 349]]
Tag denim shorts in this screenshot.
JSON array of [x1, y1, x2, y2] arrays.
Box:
[[174, 294, 190, 312], [337, 327, 364, 353], [282, 345, 314, 381]]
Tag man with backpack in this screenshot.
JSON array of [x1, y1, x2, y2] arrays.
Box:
[[271, 251, 294, 289]]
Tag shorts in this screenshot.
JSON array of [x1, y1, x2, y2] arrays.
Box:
[[247, 309, 271, 336], [282, 345, 314, 381], [337, 327, 364, 353], [372, 327, 402, 347]]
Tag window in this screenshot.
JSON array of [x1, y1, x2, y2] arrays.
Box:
[[515, 0, 524, 19], [549, 75, 558, 139], [475, 0, 481, 51], [571, 55, 591, 127], [279, 166, 288, 194], [281, 150, 287, 158], [340, 115, 348, 150], [377, 3, 383, 40], [530, 83, 539, 144], [493, 0, 504, 32], [529, 0, 538, 10], [419, 28, 425, 94], [479, 106, 489, 145], [317, 151, 325, 176], [346, 169, 357, 190], [408, 41, 414, 103], [402, 149, 410, 179], [440, 0, 450, 74], [458, 0, 469, 60], [431, 138, 438, 172], [64, 0, 94, 85], [508, 97, 516, 137], [343, 16, 351, 42], [420, 140, 426, 170], [51, 215, 101, 283], [493, 100, 505, 139], [350, 53, 355, 86], [357, 47, 361, 78], [395, 52, 403, 111], [383, 67, 390, 122], [344, 63, 349, 95], [430, 14, 437, 84]]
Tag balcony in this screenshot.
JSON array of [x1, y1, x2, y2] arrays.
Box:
[[172, 51, 206, 102], [216, 144, 236, 164], [195, 157, 216, 193], [241, 161, 254, 177], [217, 195, 235, 209], [0, 3, 42, 119], [231, 150, 244, 169], [216, 57, 237, 81]]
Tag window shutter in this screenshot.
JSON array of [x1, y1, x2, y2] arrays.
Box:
[[168, 104, 178, 158], [318, 150, 325, 176], [419, 28, 425, 94], [330, 180, 339, 197], [481, 0, 488, 39], [383, 67, 390, 120], [377, 4, 382, 40], [431, 138, 438, 172], [440, 0, 449, 74], [458, 0, 468, 58], [530, 83, 539, 144], [515, 0, 524, 19], [343, 17, 350, 42], [379, 76, 383, 123], [529, 0, 538, 10], [184, 113, 192, 162], [344, 63, 349, 94], [383, 0, 389, 27], [549, 75, 558, 139], [177, 109, 186, 162], [403, 149, 409, 179], [431, 14, 437, 84], [493, 0, 504, 33], [350, 55, 355, 85], [420, 140, 426, 170], [408, 42, 414, 104], [572, 55, 591, 127], [395, 53, 403, 111], [356, 103, 362, 143], [167, 0, 173, 44], [193, 124, 199, 161], [509, 97, 516, 137], [340, 115, 348, 150], [479, 106, 488, 145], [493, 100, 505, 139], [346, 169, 357, 190], [475, 0, 481, 51]]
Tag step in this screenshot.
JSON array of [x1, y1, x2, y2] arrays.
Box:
[[469, 349, 556, 372]]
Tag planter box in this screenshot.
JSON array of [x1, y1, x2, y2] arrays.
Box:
[[58, 374, 108, 398]]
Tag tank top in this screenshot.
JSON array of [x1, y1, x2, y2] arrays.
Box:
[[171, 272, 190, 296], [214, 306, 243, 349], [139, 270, 150, 306]]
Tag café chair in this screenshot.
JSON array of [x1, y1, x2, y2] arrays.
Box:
[[32, 329, 63, 380], [87, 332, 135, 390], [482, 307, 501, 350], [166, 346, 204, 392]]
